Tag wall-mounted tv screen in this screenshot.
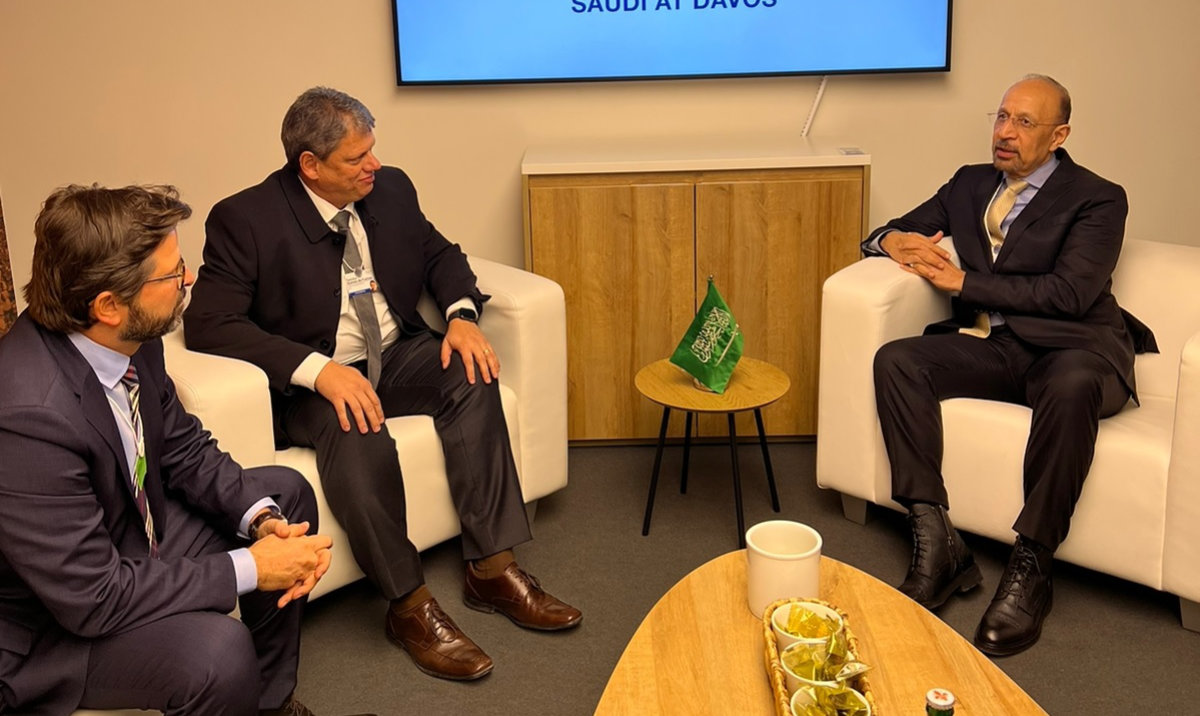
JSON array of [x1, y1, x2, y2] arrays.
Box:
[[392, 1, 952, 85]]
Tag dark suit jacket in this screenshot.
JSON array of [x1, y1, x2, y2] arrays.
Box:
[[183, 166, 485, 395], [862, 149, 1153, 399], [0, 314, 257, 714]]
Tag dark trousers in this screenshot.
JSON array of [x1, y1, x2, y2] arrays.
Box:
[[76, 466, 315, 715], [279, 332, 532, 600], [873, 326, 1130, 550]]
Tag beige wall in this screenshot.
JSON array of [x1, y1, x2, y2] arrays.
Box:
[[1, 1, 1196, 306]]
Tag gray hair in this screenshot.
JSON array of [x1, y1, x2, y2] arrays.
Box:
[[281, 87, 376, 170], [1022, 73, 1072, 124]]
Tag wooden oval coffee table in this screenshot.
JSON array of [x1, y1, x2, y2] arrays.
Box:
[[594, 551, 1047, 716], [635, 358, 790, 547]]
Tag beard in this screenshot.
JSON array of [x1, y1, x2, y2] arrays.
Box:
[[120, 291, 186, 343]]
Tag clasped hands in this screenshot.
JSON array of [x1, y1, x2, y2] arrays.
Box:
[[880, 230, 964, 293], [312, 319, 499, 435], [248, 517, 332, 608]]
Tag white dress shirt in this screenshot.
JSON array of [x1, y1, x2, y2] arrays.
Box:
[[289, 179, 475, 389]]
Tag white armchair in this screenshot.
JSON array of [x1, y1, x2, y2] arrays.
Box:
[[162, 256, 569, 600], [816, 238, 1200, 630]]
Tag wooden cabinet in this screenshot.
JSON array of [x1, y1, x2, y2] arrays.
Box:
[[522, 141, 869, 441]]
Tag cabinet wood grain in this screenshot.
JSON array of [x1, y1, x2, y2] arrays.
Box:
[[524, 161, 868, 441]]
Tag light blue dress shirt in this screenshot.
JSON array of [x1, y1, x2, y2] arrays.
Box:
[[991, 154, 1060, 239], [68, 333, 270, 595]]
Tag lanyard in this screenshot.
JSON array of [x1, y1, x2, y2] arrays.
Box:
[[106, 391, 147, 490]]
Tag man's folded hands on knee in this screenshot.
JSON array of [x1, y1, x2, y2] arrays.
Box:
[[249, 521, 334, 607]]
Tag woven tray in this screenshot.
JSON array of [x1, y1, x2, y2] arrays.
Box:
[[762, 597, 879, 716]]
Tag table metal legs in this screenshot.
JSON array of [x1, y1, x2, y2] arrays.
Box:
[[642, 408, 782, 547], [680, 412, 693, 494], [755, 408, 781, 512], [728, 413, 746, 548], [642, 407, 671, 536]]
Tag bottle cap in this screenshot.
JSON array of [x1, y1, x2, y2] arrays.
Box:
[[926, 688, 956, 709]]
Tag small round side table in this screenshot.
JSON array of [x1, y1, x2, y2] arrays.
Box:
[[634, 357, 791, 547]]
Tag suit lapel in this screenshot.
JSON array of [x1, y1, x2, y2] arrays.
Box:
[[43, 330, 132, 488], [971, 171, 1005, 270], [356, 195, 380, 246], [278, 167, 342, 245], [995, 149, 1077, 269], [44, 327, 165, 539]]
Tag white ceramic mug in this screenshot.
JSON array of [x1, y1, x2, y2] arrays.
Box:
[[745, 520, 822, 618]]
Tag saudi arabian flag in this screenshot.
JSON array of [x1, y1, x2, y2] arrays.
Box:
[[669, 277, 744, 393]]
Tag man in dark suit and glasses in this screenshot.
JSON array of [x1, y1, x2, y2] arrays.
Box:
[[184, 87, 581, 683], [0, 184, 366, 715], [862, 75, 1154, 656]]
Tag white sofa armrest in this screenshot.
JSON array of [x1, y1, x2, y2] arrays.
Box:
[[815, 246, 956, 507], [168, 257, 568, 503], [162, 330, 277, 469], [1163, 330, 1200, 602], [471, 257, 568, 500], [418, 257, 568, 501]]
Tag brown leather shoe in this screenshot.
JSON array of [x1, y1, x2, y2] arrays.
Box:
[[385, 597, 494, 681], [464, 562, 583, 631]]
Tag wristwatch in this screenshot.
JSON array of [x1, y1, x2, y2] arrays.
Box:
[[250, 506, 287, 540], [448, 307, 478, 323]]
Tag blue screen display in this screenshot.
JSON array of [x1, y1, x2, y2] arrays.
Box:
[[392, 0, 951, 84]]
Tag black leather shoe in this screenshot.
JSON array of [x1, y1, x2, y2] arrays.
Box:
[[898, 503, 983, 610], [974, 537, 1054, 657]]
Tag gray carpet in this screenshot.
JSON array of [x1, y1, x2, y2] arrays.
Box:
[[295, 443, 1200, 715]]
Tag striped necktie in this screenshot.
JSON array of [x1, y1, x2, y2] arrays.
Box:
[[120, 364, 158, 558]]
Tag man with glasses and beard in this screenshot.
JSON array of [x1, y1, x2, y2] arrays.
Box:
[[0, 184, 368, 716]]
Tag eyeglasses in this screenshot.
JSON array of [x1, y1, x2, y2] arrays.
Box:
[[143, 258, 187, 291], [988, 111, 1065, 132]]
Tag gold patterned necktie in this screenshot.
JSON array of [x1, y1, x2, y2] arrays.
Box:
[[961, 178, 1030, 339], [985, 178, 1029, 254]]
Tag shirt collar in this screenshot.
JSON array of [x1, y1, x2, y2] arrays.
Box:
[[1016, 153, 1060, 191], [298, 176, 362, 229], [68, 332, 130, 391]]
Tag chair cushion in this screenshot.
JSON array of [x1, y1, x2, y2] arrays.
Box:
[[274, 384, 519, 599], [941, 395, 1174, 589]]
